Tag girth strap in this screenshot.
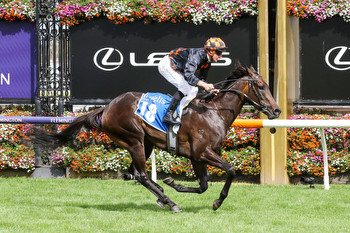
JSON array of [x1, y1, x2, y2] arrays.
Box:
[[167, 125, 178, 155]]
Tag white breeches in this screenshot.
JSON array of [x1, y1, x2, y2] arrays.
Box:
[[158, 55, 198, 116]]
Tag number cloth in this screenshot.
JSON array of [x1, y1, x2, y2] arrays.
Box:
[[135, 92, 180, 133]]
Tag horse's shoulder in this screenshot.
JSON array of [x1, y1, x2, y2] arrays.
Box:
[[191, 97, 214, 108]]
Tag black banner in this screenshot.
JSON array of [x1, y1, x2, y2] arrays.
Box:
[[299, 17, 350, 105], [70, 18, 257, 104]]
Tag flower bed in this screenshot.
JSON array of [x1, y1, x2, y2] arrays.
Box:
[[0, 0, 35, 21], [287, 0, 350, 22], [1, 0, 258, 25], [51, 146, 261, 178], [3, 1, 350, 25], [223, 109, 259, 150], [286, 149, 350, 177], [3, 1, 350, 24], [0, 144, 35, 172], [56, 0, 258, 26], [0, 106, 36, 172], [286, 109, 350, 177]]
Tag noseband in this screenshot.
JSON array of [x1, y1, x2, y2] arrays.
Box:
[[217, 75, 268, 112]]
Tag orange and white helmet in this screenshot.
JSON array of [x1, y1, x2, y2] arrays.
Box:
[[204, 37, 227, 52]]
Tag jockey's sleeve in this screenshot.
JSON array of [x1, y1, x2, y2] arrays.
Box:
[[198, 63, 211, 81], [184, 59, 200, 86]]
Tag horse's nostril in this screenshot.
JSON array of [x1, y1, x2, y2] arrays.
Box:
[[274, 108, 282, 116]]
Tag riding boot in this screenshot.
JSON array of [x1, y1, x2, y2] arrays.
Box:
[[163, 91, 184, 124]]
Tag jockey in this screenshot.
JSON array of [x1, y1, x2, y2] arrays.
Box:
[[158, 37, 227, 125]]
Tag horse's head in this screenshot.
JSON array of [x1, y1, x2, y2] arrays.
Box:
[[243, 66, 281, 119], [223, 62, 281, 119]]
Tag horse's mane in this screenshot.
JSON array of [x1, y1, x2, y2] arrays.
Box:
[[217, 61, 250, 90], [197, 61, 251, 100]]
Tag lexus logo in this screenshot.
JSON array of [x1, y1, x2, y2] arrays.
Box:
[[93, 47, 232, 71], [325, 46, 350, 71], [93, 48, 124, 71]]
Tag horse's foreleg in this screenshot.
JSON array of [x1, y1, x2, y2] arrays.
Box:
[[163, 160, 209, 194], [201, 148, 236, 211], [212, 167, 235, 210]]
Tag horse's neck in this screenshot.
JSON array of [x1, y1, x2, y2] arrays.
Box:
[[212, 81, 246, 127]]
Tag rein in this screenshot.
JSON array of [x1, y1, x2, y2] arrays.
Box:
[[216, 75, 267, 111]]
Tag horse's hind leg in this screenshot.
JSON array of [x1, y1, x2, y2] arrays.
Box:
[[143, 139, 167, 208], [124, 141, 164, 192], [122, 163, 139, 180], [163, 160, 209, 194], [129, 143, 181, 212]]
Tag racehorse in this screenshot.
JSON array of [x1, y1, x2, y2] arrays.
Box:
[[31, 62, 281, 212]]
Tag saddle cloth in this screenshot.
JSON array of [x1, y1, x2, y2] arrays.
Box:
[[135, 92, 180, 133]]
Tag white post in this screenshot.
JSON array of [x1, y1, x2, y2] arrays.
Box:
[[320, 128, 330, 190], [151, 149, 157, 183]]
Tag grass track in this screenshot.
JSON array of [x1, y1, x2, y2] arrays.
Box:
[[0, 178, 349, 233]]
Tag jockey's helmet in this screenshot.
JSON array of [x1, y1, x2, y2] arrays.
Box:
[[204, 37, 227, 52]]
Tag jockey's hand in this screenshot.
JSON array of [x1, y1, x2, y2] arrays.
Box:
[[205, 83, 215, 92], [205, 84, 220, 96], [212, 89, 220, 95], [198, 81, 219, 94]]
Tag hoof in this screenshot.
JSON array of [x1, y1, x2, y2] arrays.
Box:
[[212, 199, 221, 211], [123, 173, 134, 181], [163, 177, 174, 185], [170, 205, 182, 213], [156, 199, 165, 209]]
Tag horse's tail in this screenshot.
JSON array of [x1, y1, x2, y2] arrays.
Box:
[[31, 107, 105, 148]]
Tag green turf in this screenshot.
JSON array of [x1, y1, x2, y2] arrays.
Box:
[[0, 178, 349, 233]]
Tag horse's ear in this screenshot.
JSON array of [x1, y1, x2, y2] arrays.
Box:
[[247, 67, 255, 78], [246, 67, 254, 77], [249, 65, 257, 73], [234, 59, 242, 68]]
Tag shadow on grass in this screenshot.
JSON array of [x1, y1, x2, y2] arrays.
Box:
[[73, 202, 208, 213]]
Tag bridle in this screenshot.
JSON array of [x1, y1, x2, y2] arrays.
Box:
[[216, 74, 269, 113]]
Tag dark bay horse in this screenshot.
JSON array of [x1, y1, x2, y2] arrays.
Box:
[[32, 63, 281, 212]]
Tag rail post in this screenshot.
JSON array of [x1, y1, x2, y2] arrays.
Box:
[[258, 0, 290, 184], [320, 128, 330, 190]]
